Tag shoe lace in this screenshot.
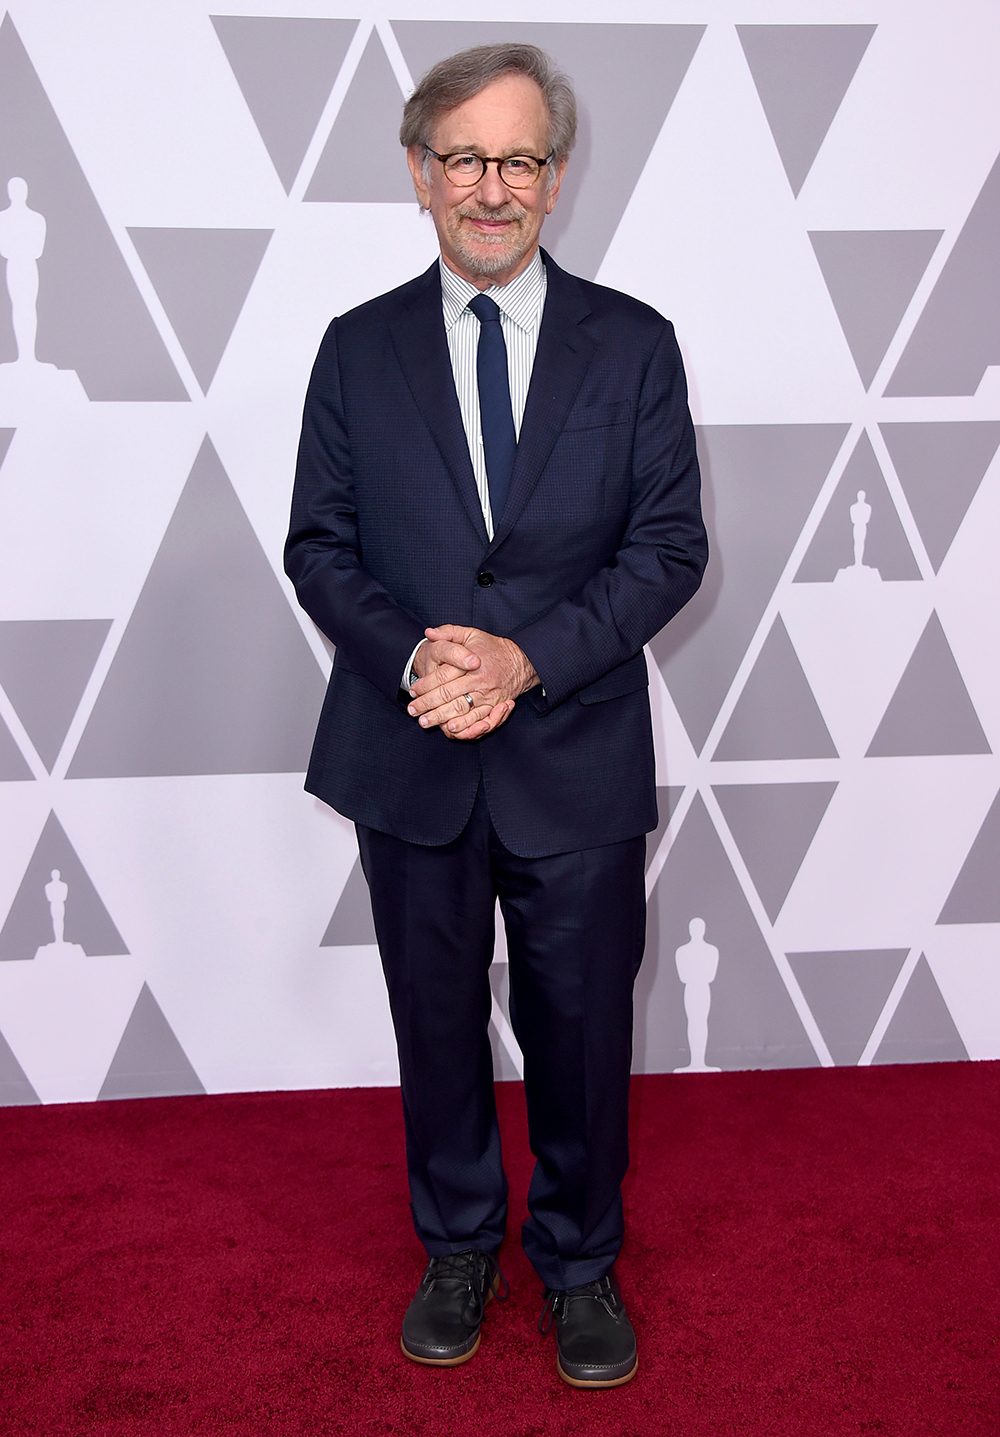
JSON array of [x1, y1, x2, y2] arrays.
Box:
[[538, 1275, 616, 1335], [426, 1250, 509, 1321]]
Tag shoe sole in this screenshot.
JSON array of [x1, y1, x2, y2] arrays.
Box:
[[556, 1353, 638, 1389], [400, 1330, 481, 1367]]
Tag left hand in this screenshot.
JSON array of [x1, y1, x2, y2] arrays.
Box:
[[407, 624, 539, 739]]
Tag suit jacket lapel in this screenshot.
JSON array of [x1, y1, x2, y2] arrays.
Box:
[[389, 263, 489, 543], [488, 252, 596, 552]]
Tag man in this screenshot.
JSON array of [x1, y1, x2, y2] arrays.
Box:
[[285, 43, 706, 1388]]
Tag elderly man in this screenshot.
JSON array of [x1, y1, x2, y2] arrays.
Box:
[[285, 43, 706, 1388]]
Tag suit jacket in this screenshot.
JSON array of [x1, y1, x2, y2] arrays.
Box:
[[285, 251, 707, 858]]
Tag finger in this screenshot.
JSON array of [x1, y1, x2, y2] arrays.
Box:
[[452, 700, 514, 741], [416, 692, 487, 729], [425, 624, 477, 647], [426, 641, 481, 672], [408, 679, 484, 718], [408, 663, 466, 697]]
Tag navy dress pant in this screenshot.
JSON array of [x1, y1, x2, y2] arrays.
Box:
[[356, 783, 646, 1290]]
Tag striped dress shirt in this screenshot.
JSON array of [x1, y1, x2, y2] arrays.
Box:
[[439, 251, 548, 541]]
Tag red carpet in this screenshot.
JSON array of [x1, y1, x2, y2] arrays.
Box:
[[1, 1064, 997, 1435]]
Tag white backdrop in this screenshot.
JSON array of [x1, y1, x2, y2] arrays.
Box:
[[0, 0, 998, 1104]]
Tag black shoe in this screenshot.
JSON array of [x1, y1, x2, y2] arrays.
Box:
[[401, 1250, 508, 1366], [539, 1271, 638, 1388]]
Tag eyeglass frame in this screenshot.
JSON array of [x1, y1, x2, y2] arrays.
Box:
[[424, 148, 555, 189]]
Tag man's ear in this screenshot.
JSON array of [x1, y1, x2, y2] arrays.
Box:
[[544, 158, 567, 216], [407, 146, 432, 209]]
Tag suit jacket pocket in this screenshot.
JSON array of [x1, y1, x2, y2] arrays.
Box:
[[561, 399, 632, 432], [577, 652, 649, 704]]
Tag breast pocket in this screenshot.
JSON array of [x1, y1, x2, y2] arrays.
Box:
[[561, 399, 632, 432]]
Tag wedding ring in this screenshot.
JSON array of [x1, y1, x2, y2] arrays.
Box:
[[463, 694, 475, 709]]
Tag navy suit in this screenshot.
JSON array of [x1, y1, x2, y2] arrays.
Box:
[[286, 251, 706, 1285]]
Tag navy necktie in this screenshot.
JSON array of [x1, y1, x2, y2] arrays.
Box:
[[468, 293, 516, 522]]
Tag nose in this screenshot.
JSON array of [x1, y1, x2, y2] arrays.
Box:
[[474, 163, 513, 207]]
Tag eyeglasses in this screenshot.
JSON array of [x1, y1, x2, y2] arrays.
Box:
[[426, 149, 553, 189]]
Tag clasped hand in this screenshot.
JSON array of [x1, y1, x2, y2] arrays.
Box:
[[406, 624, 538, 740]]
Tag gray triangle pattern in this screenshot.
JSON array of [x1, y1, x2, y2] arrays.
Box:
[[714, 617, 838, 761], [0, 811, 128, 961], [651, 424, 847, 753], [636, 794, 819, 1073], [809, 230, 941, 387], [0, 712, 32, 780], [68, 438, 325, 778], [98, 983, 207, 1100], [128, 229, 272, 392], [0, 1027, 40, 1104], [887, 150, 1000, 396], [795, 431, 920, 582], [0, 16, 185, 398], [938, 788, 1000, 925], [321, 857, 377, 947], [787, 949, 908, 1065], [645, 786, 685, 873], [306, 31, 413, 203], [211, 15, 358, 193], [714, 782, 837, 923], [866, 612, 990, 757], [880, 421, 1000, 572], [737, 24, 876, 196], [873, 955, 968, 1064], [0, 619, 111, 770], [0, 429, 13, 466], [488, 963, 521, 1083], [392, 21, 704, 280]]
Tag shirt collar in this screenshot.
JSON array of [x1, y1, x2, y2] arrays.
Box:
[[439, 250, 546, 333]]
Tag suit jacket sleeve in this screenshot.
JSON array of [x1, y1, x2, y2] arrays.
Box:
[[511, 320, 706, 711], [284, 318, 426, 699]]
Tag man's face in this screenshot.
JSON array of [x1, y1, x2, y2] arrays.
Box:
[[407, 73, 566, 289]]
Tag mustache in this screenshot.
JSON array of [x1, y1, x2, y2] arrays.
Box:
[[456, 203, 524, 224]]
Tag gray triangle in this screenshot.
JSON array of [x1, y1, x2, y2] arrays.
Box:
[[393, 21, 704, 280], [866, 612, 990, 757], [128, 229, 272, 392], [0, 619, 111, 770], [0, 811, 128, 961], [488, 962, 521, 1083], [714, 617, 838, 761], [0, 16, 185, 398], [872, 955, 968, 1065], [650, 424, 847, 753], [321, 857, 377, 946], [645, 786, 685, 873], [0, 1026, 40, 1104], [98, 983, 206, 1100], [887, 150, 1000, 396], [0, 429, 12, 466], [737, 25, 876, 196], [715, 782, 837, 923], [880, 421, 1000, 573], [786, 949, 909, 1065], [68, 439, 325, 777], [211, 15, 358, 193], [938, 788, 1000, 925], [794, 431, 920, 582], [0, 711, 32, 780], [809, 230, 941, 387], [306, 32, 413, 203], [635, 794, 819, 1073]]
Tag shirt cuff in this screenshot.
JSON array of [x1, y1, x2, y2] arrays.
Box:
[[402, 639, 424, 692]]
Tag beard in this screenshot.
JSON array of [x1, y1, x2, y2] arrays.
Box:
[[446, 202, 535, 278]]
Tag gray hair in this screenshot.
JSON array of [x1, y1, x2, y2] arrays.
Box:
[[399, 43, 577, 180]]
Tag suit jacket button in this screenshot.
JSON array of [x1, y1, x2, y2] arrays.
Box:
[[477, 571, 495, 587]]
